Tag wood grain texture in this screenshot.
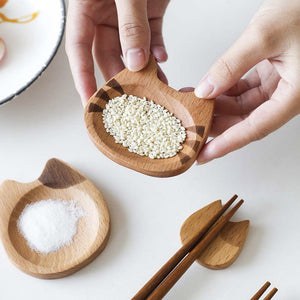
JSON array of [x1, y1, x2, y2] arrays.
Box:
[[264, 288, 278, 300], [251, 282, 278, 300], [251, 281, 271, 300], [0, 158, 110, 279], [180, 200, 249, 270], [84, 55, 214, 177]]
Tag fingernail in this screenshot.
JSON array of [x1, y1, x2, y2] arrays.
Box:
[[196, 159, 208, 165], [126, 48, 145, 71], [195, 75, 214, 98], [152, 46, 168, 62], [196, 155, 210, 165]]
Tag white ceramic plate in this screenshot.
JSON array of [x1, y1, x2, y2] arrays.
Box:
[[0, 0, 65, 104]]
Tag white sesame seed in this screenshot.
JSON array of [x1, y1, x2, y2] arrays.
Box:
[[102, 94, 186, 159]]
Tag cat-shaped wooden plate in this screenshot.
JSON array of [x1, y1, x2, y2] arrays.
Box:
[[0, 158, 110, 279], [84, 56, 214, 177], [180, 200, 249, 269]]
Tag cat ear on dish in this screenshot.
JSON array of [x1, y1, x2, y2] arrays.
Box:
[[38, 158, 85, 189]]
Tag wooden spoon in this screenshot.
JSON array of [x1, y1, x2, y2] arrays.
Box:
[[0, 158, 110, 279], [84, 55, 214, 177]]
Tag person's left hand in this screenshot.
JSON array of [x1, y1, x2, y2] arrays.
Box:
[[65, 0, 169, 105]]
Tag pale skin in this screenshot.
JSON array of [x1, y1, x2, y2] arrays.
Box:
[[66, 0, 300, 165]]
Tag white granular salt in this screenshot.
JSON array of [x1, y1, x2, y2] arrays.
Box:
[[102, 94, 186, 159], [17, 199, 85, 254]]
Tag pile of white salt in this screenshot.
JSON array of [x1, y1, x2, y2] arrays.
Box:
[[17, 199, 85, 254]]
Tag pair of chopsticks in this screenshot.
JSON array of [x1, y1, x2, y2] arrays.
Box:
[[132, 194, 243, 300], [251, 282, 278, 300]]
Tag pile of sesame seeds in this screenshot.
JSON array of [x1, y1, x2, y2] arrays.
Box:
[[102, 94, 186, 159]]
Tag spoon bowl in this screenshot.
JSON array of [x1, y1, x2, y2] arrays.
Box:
[[84, 56, 214, 177], [0, 158, 110, 279]]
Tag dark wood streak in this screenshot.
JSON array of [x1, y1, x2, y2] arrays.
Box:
[[178, 153, 191, 165], [192, 140, 201, 152], [106, 79, 124, 94], [186, 126, 205, 138], [96, 88, 110, 102], [38, 158, 85, 189], [88, 103, 103, 113], [183, 140, 201, 153]]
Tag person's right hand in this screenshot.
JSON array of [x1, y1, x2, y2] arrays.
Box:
[[65, 0, 169, 105]]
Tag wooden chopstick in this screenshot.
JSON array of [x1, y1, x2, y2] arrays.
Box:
[[251, 282, 278, 300], [264, 288, 278, 300], [132, 195, 238, 300], [251, 282, 271, 300], [132, 195, 243, 300], [147, 199, 244, 299], [132, 194, 238, 300]]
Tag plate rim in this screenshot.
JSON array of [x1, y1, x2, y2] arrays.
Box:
[[0, 0, 66, 105]]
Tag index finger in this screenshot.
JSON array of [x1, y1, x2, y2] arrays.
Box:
[[65, 2, 96, 105], [115, 0, 150, 71], [197, 79, 299, 164]]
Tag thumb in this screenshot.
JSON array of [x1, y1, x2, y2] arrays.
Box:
[[115, 0, 150, 72], [195, 27, 270, 99]]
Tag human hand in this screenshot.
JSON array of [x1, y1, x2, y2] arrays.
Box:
[[193, 0, 300, 164], [66, 0, 169, 105]]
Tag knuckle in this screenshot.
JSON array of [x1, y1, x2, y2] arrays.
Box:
[[247, 115, 269, 141], [220, 131, 231, 151], [66, 40, 89, 54], [258, 86, 269, 101], [248, 23, 277, 51], [216, 57, 234, 79], [236, 95, 245, 115], [119, 22, 147, 40]]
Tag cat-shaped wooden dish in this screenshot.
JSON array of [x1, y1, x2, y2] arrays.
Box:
[[180, 200, 249, 269], [0, 158, 110, 279], [84, 56, 214, 177]]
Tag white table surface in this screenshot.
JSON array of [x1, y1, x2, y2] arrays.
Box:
[[1, 0, 300, 299]]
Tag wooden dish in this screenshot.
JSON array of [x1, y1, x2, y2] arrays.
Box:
[[0, 158, 110, 279], [180, 199, 249, 269], [84, 56, 214, 177]]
